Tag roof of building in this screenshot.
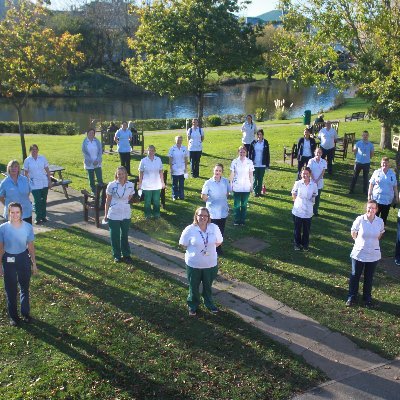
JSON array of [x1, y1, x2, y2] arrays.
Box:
[[256, 9, 284, 23]]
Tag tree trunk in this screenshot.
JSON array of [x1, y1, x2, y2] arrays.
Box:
[[380, 122, 391, 149], [197, 92, 204, 126], [17, 106, 27, 160]]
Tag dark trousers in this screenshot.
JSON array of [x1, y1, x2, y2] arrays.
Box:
[[233, 192, 250, 224], [314, 189, 322, 215], [348, 258, 378, 302], [87, 167, 103, 194], [186, 265, 218, 311], [349, 163, 370, 194], [297, 156, 312, 177], [395, 217, 400, 262], [119, 152, 131, 175], [189, 151, 202, 178], [172, 174, 185, 200], [253, 167, 266, 195], [108, 218, 131, 259], [211, 218, 226, 254], [376, 203, 391, 225], [321, 147, 334, 174], [243, 143, 251, 153], [2, 251, 31, 320], [32, 187, 48, 222], [293, 215, 312, 248]]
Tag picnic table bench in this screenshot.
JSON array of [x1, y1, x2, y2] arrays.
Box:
[[345, 112, 365, 121], [49, 165, 72, 199]]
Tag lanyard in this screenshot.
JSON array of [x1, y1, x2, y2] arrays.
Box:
[[113, 183, 127, 199], [198, 229, 209, 255]]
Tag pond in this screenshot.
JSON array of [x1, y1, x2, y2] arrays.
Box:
[[0, 79, 338, 130]]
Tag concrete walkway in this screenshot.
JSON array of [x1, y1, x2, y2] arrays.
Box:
[[2, 187, 400, 399]]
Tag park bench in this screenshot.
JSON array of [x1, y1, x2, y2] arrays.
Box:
[[81, 183, 107, 228], [49, 165, 71, 199], [100, 127, 145, 155], [334, 132, 355, 160], [311, 122, 325, 137], [283, 143, 297, 167], [345, 112, 365, 121]]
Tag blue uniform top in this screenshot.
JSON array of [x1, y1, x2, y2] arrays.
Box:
[[115, 128, 132, 153], [0, 221, 34, 254], [201, 177, 230, 219], [354, 140, 374, 164], [370, 168, 397, 205], [0, 175, 32, 219]]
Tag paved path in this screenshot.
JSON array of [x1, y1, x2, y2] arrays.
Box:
[[2, 186, 399, 399]]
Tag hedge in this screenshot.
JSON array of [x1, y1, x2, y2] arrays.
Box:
[[0, 121, 79, 135]]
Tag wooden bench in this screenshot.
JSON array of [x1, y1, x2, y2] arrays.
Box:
[[49, 165, 71, 199], [345, 112, 365, 121], [283, 144, 297, 167], [334, 136, 349, 160], [81, 183, 107, 228], [392, 135, 400, 182]]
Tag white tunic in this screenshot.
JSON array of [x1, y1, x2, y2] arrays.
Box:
[[168, 145, 188, 175], [291, 180, 318, 218], [230, 157, 254, 192], [139, 156, 163, 190], [23, 155, 49, 190], [106, 180, 135, 220]]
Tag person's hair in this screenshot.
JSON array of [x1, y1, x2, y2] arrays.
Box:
[[315, 147, 322, 154], [175, 135, 182, 142], [8, 202, 23, 219], [256, 129, 264, 136], [326, 120, 332, 124], [6, 160, 20, 175], [301, 166, 312, 174], [238, 145, 247, 154], [122, 121, 128, 126], [214, 163, 224, 172], [362, 130, 369, 135], [192, 118, 198, 123], [367, 199, 378, 207], [192, 207, 210, 225], [114, 166, 128, 183], [29, 144, 39, 151], [246, 114, 253, 121], [87, 128, 95, 135], [304, 128, 312, 135], [381, 156, 390, 163], [148, 145, 156, 152]]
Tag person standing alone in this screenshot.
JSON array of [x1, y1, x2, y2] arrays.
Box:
[[318, 121, 338, 175]]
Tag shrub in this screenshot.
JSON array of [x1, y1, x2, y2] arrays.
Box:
[[0, 121, 79, 135], [274, 109, 289, 120], [206, 114, 222, 126], [255, 108, 266, 122]]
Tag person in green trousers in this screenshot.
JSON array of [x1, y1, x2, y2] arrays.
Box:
[[229, 146, 254, 226], [104, 167, 135, 263], [179, 207, 223, 316]]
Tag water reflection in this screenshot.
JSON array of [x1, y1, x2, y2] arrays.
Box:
[[0, 79, 337, 129]]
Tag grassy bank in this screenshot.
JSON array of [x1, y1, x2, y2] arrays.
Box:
[[0, 228, 324, 399], [1, 97, 399, 360]]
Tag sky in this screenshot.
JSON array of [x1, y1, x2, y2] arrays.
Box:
[[48, 0, 278, 17]]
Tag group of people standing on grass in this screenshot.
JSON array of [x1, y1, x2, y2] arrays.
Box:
[[1, 114, 398, 323]]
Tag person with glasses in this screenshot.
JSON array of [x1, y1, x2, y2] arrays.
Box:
[[179, 207, 223, 316]]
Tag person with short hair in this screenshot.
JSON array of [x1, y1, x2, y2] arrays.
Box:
[[114, 121, 133, 175], [241, 114, 257, 153], [368, 157, 399, 224], [318, 121, 338, 175], [230, 146, 254, 226], [297, 128, 316, 179], [201, 163, 230, 254], [248, 128, 270, 197], [291, 167, 318, 251], [82, 128, 103, 194], [104, 166, 135, 263], [187, 118, 204, 178], [0, 202, 38, 326], [349, 131, 374, 195], [23, 144, 52, 225], [168, 135, 188, 200], [346, 200, 384, 308], [0, 160, 32, 224], [179, 207, 223, 316], [138, 145, 165, 219], [307, 148, 327, 216]]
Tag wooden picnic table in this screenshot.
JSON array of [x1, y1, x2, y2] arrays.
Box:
[[49, 165, 71, 199]]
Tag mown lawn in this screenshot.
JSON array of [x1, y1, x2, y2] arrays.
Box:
[[0, 228, 324, 399], [1, 97, 400, 360]]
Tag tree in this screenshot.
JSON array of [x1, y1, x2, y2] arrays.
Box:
[[124, 0, 260, 121], [0, 0, 84, 159], [273, 0, 400, 148]]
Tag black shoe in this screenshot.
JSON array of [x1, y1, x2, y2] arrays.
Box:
[[22, 315, 32, 323], [10, 318, 20, 327], [114, 257, 122, 263], [123, 256, 133, 264], [41, 218, 48, 223]]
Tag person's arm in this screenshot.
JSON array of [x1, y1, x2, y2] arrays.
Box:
[[45, 166, 52, 188], [0, 242, 4, 277], [159, 169, 165, 189], [138, 171, 144, 189], [229, 170, 234, 192], [27, 241, 38, 275], [114, 131, 119, 144], [201, 194, 208, 201], [249, 164, 254, 192], [351, 230, 358, 240], [185, 154, 188, 174], [104, 193, 112, 222], [394, 183, 399, 203], [352, 143, 358, 154], [370, 144, 374, 158], [169, 156, 173, 171], [201, 129, 204, 142], [367, 182, 374, 200]]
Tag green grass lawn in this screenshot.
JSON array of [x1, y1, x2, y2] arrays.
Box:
[[0, 228, 324, 399], [1, 97, 400, 362]]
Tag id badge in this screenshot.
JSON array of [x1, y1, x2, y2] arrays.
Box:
[[7, 257, 15, 263]]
